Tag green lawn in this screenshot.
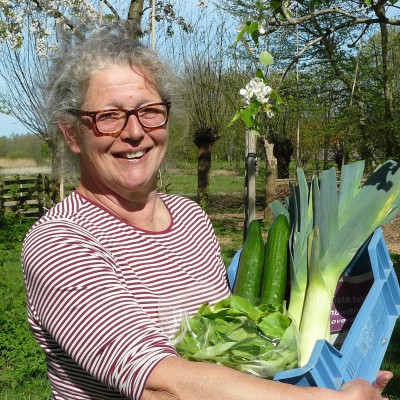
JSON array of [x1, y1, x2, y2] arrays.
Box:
[[159, 163, 266, 197], [0, 218, 51, 399], [1, 205, 400, 399]]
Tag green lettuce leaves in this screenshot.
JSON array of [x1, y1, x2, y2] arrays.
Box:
[[173, 295, 299, 378]]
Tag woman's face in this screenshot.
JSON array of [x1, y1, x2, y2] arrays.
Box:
[[66, 64, 169, 201]]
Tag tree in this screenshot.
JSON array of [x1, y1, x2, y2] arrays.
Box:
[[287, 1, 399, 164], [251, 0, 400, 79], [164, 6, 238, 207], [356, 27, 400, 164], [215, 70, 249, 169]]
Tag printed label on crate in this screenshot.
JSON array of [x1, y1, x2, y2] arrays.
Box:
[[330, 271, 373, 345]]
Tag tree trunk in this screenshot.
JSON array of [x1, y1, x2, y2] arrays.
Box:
[[194, 128, 220, 209], [127, 0, 145, 35], [48, 137, 63, 205], [380, 17, 398, 159], [273, 139, 293, 179], [197, 142, 212, 207], [323, 131, 330, 170], [263, 137, 277, 221], [334, 148, 344, 171]]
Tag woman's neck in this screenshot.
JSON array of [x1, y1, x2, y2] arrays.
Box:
[[76, 185, 171, 232]]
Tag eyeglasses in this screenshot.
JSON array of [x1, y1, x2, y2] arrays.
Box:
[[68, 102, 171, 136]]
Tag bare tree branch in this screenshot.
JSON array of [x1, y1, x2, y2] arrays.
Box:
[[279, 16, 383, 81], [101, 0, 121, 19], [0, 37, 48, 138], [275, 3, 396, 27]]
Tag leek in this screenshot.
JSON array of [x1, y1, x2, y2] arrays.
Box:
[[272, 160, 400, 367]]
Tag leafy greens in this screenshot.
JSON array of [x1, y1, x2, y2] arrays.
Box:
[[173, 295, 299, 378]]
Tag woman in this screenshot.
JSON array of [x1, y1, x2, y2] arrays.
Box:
[[22, 22, 391, 400]]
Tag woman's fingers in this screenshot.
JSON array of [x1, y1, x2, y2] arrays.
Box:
[[372, 370, 393, 392]]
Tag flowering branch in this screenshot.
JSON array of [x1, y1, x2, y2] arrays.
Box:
[[230, 29, 283, 136], [230, 72, 283, 136]]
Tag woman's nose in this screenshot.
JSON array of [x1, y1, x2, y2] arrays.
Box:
[[119, 114, 145, 140]]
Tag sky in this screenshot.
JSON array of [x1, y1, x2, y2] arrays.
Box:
[[0, 65, 27, 136], [0, 113, 28, 137]]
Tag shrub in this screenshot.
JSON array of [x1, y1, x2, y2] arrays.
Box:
[[0, 214, 34, 250], [0, 267, 48, 388]]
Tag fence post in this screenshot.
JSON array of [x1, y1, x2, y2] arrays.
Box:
[[37, 174, 44, 216], [44, 175, 51, 211], [0, 177, 4, 219], [52, 176, 60, 204], [15, 174, 25, 215]]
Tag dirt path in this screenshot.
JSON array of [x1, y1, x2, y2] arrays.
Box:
[[382, 218, 400, 254]]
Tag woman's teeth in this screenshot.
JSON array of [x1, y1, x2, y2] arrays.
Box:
[[120, 150, 146, 159]]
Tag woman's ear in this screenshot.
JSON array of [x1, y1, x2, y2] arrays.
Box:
[[58, 118, 81, 154]]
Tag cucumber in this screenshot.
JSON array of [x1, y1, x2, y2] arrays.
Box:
[[260, 213, 290, 307], [232, 219, 265, 305]]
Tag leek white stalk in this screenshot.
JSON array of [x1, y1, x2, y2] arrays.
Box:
[[298, 227, 337, 365]]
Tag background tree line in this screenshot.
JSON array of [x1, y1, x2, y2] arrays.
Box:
[[0, 134, 50, 164]]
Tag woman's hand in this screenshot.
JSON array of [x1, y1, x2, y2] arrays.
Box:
[[339, 370, 393, 400], [373, 370, 393, 392]]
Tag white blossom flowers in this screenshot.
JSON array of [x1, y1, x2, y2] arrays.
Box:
[[258, 19, 266, 35], [230, 76, 276, 132], [231, 12, 281, 132], [240, 77, 273, 106], [0, 0, 99, 52]]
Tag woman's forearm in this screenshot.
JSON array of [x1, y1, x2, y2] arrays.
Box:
[[143, 356, 365, 400]]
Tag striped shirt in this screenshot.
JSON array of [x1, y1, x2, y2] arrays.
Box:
[[22, 192, 231, 399]]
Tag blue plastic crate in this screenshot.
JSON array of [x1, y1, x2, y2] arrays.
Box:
[[227, 228, 400, 389]]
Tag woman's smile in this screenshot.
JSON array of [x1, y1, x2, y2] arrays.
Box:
[[114, 149, 147, 159]]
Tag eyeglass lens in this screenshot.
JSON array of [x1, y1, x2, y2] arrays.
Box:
[[95, 104, 169, 134]]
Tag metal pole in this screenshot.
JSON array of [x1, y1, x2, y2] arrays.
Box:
[[295, 2, 300, 168], [151, 0, 156, 49], [59, 21, 66, 201], [344, 38, 363, 168], [243, 130, 257, 242], [99, 0, 105, 24]]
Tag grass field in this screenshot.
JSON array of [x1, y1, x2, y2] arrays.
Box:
[[0, 158, 37, 168], [159, 164, 265, 197], [1, 168, 400, 398], [0, 218, 51, 400]]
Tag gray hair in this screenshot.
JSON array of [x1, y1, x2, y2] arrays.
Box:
[[44, 22, 173, 140]]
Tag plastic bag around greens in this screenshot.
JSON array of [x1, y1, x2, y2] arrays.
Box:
[[172, 295, 299, 378]]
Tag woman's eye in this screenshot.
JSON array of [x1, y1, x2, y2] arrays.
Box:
[[97, 111, 124, 120], [140, 107, 165, 118], [142, 107, 159, 114]]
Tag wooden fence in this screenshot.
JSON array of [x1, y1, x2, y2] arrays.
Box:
[[0, 174, 77, 219]]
